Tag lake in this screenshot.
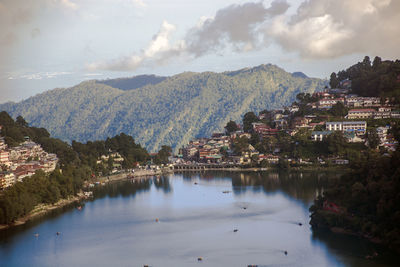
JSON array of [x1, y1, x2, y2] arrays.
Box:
[[0, 171, 396, 267]]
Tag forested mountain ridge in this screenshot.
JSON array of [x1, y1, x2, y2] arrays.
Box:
[[0, 64, 326, 152], [98, 74, 167, 91]]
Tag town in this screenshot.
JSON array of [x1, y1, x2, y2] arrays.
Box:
[[176, 81, 399, 168], [1, 80, 400, 188], [0, 136, 58, 189]]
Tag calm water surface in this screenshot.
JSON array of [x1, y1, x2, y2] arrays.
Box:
[[0, 171, 396, 267]]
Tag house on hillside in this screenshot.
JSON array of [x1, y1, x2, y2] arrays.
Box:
[[326, 121, 367, 135], [311, 131, 332, 141], [346, 109, 376, 119]]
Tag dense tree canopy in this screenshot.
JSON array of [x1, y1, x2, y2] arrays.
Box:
[[329, 56, 400, 101], [0, 112, 150, 224], [0, 64, 326, 152]]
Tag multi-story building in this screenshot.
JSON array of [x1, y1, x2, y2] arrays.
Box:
[[326, 121, 367, 135], [346, 109, 376, 119], [344, 96, 380, 107], [0, 172, 16, 189], [318, 98, 344, 109], [0, 150, 10, 164], [311, 131, 332, 141], [374, 106, 392, 119]]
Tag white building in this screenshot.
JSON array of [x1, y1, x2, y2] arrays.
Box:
[[0, 172, 15, 189], [326, 122, 343, 131], [311, 131, 332, 141], [346, 109, 376, 119], [326, 121, 367, 135]]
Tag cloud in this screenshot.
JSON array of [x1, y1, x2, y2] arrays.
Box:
[[89, 0, 288, 71], [0, 32, 18, 46], [59, 0, 78, 10], [267, 0, 400, 59], [7, 71, 73, 80], [185, 0, 289, 56], [131, 0, 146, 7], [89, 0, 400, 71], [31, 28, 41, 39], [88, 20, 185, 71]]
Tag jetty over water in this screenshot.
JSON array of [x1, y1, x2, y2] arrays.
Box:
[[174, 163, 250, 171]]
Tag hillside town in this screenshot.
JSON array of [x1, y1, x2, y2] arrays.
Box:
[[0, 136, 58, 189], [177, 83, 399, 167]]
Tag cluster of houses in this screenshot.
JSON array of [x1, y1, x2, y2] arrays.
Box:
[[309, 90, 400, 119], [177, 87, 399, 166], [0, 137, 58, 189], [178, 132, 279, 166], [96, 152, 125, 173]]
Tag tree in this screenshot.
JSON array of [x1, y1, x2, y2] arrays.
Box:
[[154, 145, 172, 164], [294, 128, 311, 145], [16, 116, 28, 127], [225, 120, 239, 134], [0, 111, 15, 126], [330, 102, 348, 117], [250, 132, 260, 146], [330, 72, 339, 88], [372, 56, 382, 69], [263, 135, 278, 153], [325, 131, 347, 155], [390, 123, 400, 143], [367, 128, 380, 149], [362, 56, 371, 68], [243, 112, 259, 133], [233, 136, 249, 154]]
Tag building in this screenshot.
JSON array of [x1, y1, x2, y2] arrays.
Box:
[[346, 109, 376, 119], [0, 172, 15, 189], [318, 98, 344, 109], [311, 131, 332, 141], [342, 121, 367, 134], [344, 96, 380, 107], [326, 121, 367, 135], [0, 150, 10, 164], [326, 121, 343, 131], [374, 106, 392, 119]]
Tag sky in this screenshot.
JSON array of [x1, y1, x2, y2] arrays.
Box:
[[0, 0, 399, 103]]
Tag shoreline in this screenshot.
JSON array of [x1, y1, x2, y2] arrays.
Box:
[[0, 167, 342, 231], [0, 193, 86, 230], [173, 166, 347, 172], [0, 169, 174, 231]]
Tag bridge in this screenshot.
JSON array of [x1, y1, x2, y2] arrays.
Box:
[[174, 163, 243, 171]]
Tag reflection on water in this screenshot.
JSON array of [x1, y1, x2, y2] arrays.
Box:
[[0, 171, 396, 267]]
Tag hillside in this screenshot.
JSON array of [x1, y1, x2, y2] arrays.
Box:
[[330, 56, 400, 100], [98, 74, 167, 91], [0, 64, 326, 152]]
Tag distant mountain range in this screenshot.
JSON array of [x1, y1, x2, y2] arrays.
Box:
[[0, 64, 326, 152]]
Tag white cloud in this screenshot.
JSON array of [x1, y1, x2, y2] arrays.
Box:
[[59, 0, 78, 10], [88, 20, 185, 71], [7, 71, 73, 80], [131, 0, 146, 7], [85, 0, 400, 71], [89, 0, 288, 71], [268, 0, 400, 59]]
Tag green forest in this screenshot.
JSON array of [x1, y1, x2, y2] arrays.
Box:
[[309, 150, 400, 252], [330, 56, 400, 101], [309, 56, 400, 252], [0, 112, 151, 224], [0, 64, 326, 152]]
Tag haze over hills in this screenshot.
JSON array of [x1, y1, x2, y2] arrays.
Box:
[[0, 64, 326, 152]]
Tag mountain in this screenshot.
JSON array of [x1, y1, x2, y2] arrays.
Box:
[[98, 74, 167, 91], [0, 64, 326, 152], [292, 72, 308, 79]]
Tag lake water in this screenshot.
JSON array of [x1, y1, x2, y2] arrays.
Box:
[[0, 171, 397, 267]]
